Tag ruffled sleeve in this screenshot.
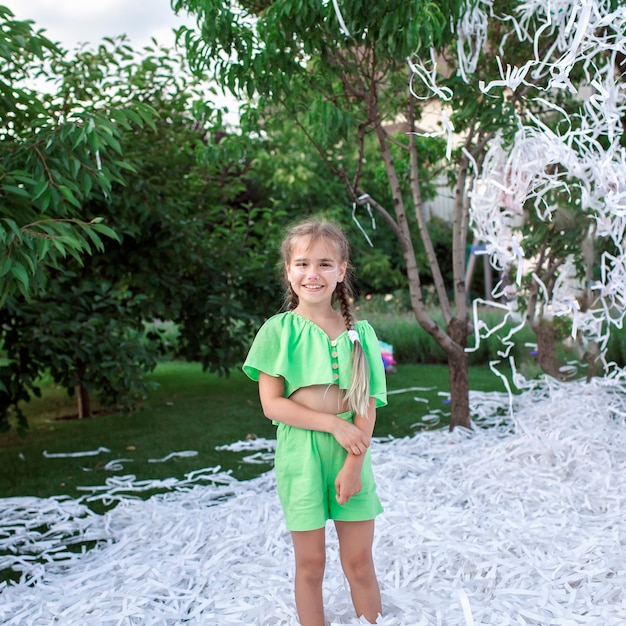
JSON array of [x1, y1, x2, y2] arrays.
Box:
[[241, 314, 289, 383], [243, 313, 331, 396]]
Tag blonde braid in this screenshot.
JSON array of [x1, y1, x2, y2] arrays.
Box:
[[336, 280, 355, 330], [285, 285, 299, 311], [336, 282, 370, 417]]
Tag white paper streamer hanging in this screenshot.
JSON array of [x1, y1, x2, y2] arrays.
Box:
[[331, 0, 351, 37], [404, 0, 626, 390], [352, 196, 376, 247]]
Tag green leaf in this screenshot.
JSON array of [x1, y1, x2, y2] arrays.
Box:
[[40, 189, 52, 212], [0, 255, 12, 277], [11, 262, 30, 290], [3, 185, 30, 198], [36, 238, 51, 261], [32, 180, 49, 200], [58, 185, 82, 208], [124, 108, 144, 126], [6, 220, 23, 240], [91, 223, 120, 242]]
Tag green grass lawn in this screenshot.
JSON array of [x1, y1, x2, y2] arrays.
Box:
[[0, 361, 510, 501]]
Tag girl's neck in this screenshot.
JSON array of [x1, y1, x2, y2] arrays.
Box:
[[293, 304, 342, 325], [292, 305, 346, 340]]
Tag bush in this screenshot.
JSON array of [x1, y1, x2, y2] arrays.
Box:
[[359, 295, 544, 368], [368, 312, 445, 365]]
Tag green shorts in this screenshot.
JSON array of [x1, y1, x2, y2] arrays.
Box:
[[274, 411, 383, 531]]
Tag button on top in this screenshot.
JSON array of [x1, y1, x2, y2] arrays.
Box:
[[330, 338, 340, 381]]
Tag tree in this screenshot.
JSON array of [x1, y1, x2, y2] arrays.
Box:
[[47, 36, 286, 375], [174, 0, 477, 428], [174, 0, 626, 428], [0, 279, 159, 425], [0, 6, 154, 304], [0, 29, 283, 431]]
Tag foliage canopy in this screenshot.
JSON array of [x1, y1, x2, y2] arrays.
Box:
[[0, 12, 284, 431]]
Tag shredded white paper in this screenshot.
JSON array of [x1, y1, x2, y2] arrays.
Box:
[[43, 447, 111, 459], [409, 0, 626, 367], [2, 376, 626, 624]]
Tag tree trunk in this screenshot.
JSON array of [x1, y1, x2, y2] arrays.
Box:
[[407, 96, 453, 323], [583, 339, 601, 382], [532, 319, 564, 380], [447, 316, 471, 430], [369, 96, 472, 430], [77, 383, 91, 419]]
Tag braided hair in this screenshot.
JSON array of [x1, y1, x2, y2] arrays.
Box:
[[280, 219, 371, 417]]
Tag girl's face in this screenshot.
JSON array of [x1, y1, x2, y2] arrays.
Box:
[[286, 237, 347, 308]]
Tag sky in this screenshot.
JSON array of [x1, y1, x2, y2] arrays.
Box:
[[3, 0, 193, 51], [4, 0, 240, 122]]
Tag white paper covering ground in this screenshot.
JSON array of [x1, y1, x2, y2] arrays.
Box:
[[2, 377, 626, 625]]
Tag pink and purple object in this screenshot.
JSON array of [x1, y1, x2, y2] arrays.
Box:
[[379, 341, 396, 373]]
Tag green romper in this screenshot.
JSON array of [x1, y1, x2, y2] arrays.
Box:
[[243, 311, 387, 531]]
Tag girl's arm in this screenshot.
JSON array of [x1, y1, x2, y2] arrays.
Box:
[[335, 397, 377, 505], [258, 372, 371, 456]]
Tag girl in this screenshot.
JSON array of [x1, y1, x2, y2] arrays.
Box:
[[243, 218, 387, 626]]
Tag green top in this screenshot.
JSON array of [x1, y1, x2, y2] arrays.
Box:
[[242, 311, 387, 407]]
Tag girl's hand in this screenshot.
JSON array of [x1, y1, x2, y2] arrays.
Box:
[[335, 465, 363, 506], [332, 418, 370, 455]]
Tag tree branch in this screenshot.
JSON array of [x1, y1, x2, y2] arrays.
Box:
[[353, 188, 401, 240], [407, 94, 453, 322]]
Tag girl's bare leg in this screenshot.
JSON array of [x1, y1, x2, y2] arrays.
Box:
[[291, 528, 327, 626], [334, 520, 381, 623]]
